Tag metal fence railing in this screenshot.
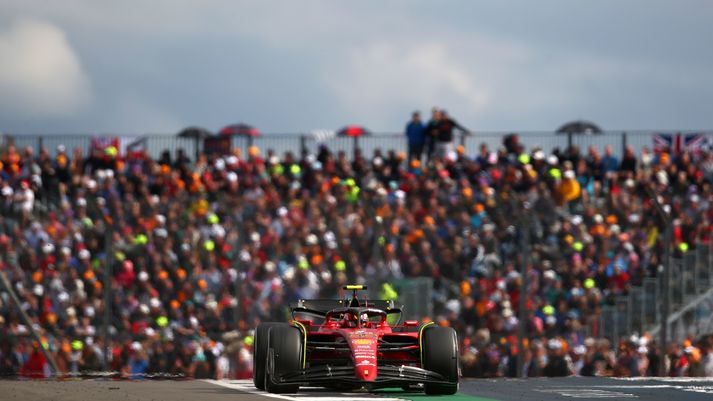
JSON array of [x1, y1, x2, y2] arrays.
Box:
[[3, 130, 713, 161], [391, 277, 434, 321], [598, 240, 713, 345]]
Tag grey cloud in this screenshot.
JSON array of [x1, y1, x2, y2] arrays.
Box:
[[0, 0, 711, 134]]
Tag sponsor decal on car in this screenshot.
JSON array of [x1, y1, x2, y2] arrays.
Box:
[[348, 331, 376, 339]]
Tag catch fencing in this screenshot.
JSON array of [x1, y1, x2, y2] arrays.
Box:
[[597, 240, 713, 344]]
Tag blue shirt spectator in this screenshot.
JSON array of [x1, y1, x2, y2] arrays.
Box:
[[602, 144, 619, 174], [405, 111, 426, 162]]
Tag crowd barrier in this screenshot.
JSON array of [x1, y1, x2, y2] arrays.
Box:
[[598, 240, 713, 345]]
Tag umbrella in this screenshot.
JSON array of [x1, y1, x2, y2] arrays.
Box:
[[177, 126, 213, 139], [219, 123, 261, 137], [556, 120, 602, 135], [337, 125, 371, 137], [177, 127, 214, 161]]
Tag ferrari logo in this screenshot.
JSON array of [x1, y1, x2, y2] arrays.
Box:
[[364, 369, 369, 376]]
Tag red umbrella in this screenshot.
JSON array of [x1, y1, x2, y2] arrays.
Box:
[[219, 123, 261, 137], [337, 125, 370, 137]]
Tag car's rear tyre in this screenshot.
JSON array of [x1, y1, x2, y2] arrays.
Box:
[[253, 322, 281, 390], [264, 324, 302, 394], [422, 326, 459, 395]]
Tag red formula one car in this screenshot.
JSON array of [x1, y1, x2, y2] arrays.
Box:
[[253, 285, 459, 394]]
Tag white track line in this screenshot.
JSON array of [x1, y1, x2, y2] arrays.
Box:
[[613, 377, 713, 382], [204, 380, 407, 401], [536, 388, 637, 398]]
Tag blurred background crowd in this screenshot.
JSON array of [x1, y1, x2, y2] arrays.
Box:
[[1, 128, 713, 379]]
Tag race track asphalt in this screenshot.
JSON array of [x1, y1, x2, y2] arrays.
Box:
[[2, 377, 713, 401]]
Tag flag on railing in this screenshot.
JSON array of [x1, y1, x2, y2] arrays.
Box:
[[682, 133, 707, 154], [652, 133, 673, 152], [123, 137, 147, 160], [90, 137, 119, 154], [652, 133, 707, 154], [310, 129, 336, 143]]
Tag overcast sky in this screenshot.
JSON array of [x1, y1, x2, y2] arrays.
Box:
[[1, 0, 712, 135]]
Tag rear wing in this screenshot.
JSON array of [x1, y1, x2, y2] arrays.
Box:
[[290, 299, 403, 317]]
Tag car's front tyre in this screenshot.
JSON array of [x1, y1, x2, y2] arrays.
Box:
[[264, 324, 302, 394], [422, 326, 459, 395]]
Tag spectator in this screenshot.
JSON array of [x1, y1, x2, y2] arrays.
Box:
[[543, 338, 571, 377], [0, 132, 710, 381], [405, 111, 426, 163], [602, 144, 619, 176], [424, 107, 441, 161], [435, 109, 468, 159]]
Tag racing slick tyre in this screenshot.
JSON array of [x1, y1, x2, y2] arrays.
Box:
[[253, 322, 282, 390], [422, 326, 459, 395], [265, 324, 303, 394]]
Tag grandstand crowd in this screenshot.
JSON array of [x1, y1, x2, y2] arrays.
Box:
[[2, 122, 713, 378]]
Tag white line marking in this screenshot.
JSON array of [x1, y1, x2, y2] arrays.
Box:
[[590, 385, 671, 388], [537, 388, 637, 398], [614, 377, 713, 382], [203, 380, 407, 401], [205, 380, 297, 401], [540, 383, 713, 396]]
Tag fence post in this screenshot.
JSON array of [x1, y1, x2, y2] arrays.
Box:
[[300, 135, 308, 157], [38, 135, 44, 152], [567, 132, 573, 150], [693, 251, 700, 295], [680, 259, 686, 305], [627, 296, 633, 336], [515, 195, 530, 379], [194, 137, 200, 163], [622, 131, 627, 157], [706, 240, 713, 284], [599, 310, 605, 340], [102, 218, 113, 371]]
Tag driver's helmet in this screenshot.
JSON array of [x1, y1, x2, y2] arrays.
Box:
[[360, 313, 369, 325], [344, 312, 358, 326]]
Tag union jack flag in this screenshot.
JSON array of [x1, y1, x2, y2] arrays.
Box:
[[652, 133, 674, 153], [682, 133, 708, 154], [652, 133, 708, 154]]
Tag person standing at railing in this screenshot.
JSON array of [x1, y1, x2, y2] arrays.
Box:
[[405, 111, 426, 164], [424, 107, 441, 162], [435, 109, 469, 159]]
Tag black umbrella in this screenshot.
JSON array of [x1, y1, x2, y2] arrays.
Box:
[[556, 120, 602, 135], [177, 126, 213, 139], [177, 127, 214, 161]]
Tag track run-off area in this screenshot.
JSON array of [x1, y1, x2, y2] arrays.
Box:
[[3, 377, 713, 401]]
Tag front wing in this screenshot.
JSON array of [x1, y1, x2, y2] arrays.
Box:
[[267, 363, 455, 388]]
